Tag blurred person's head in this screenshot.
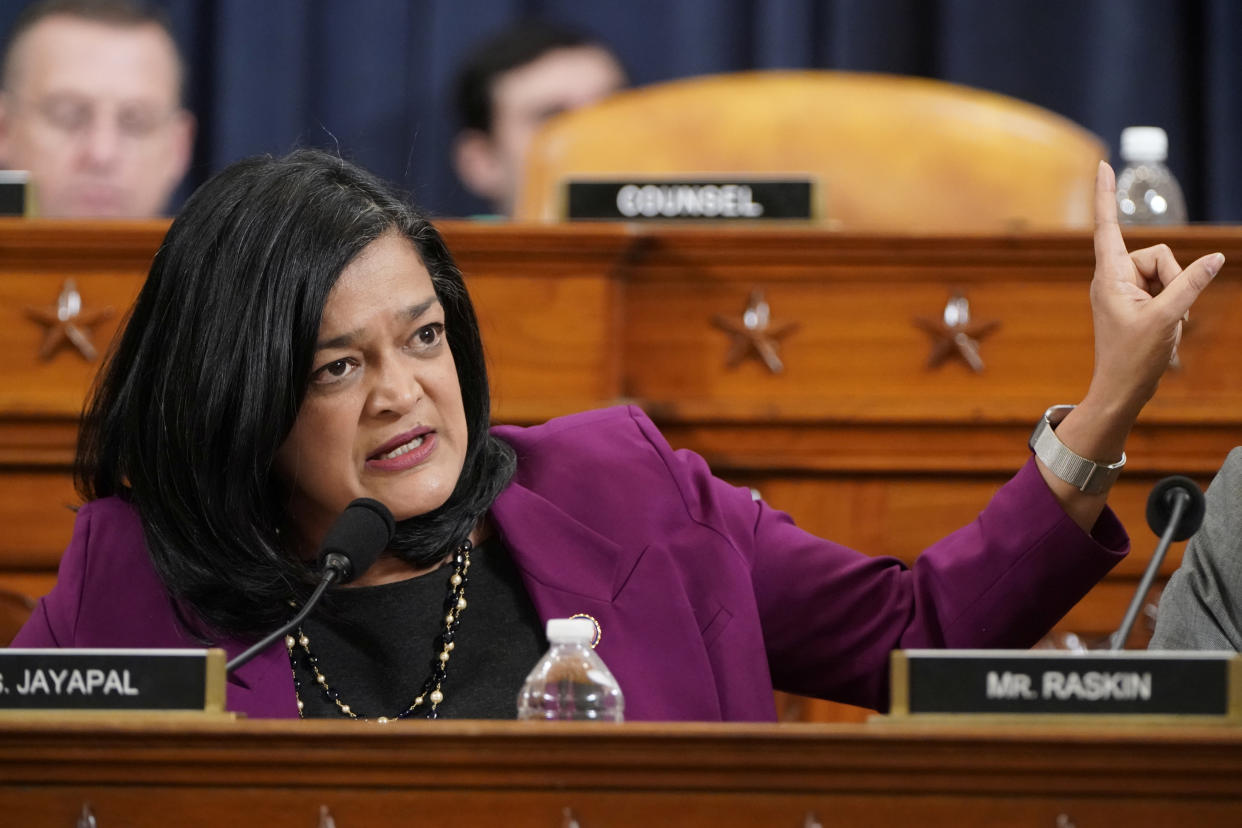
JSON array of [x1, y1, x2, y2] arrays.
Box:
[[0, 0, 194, 218], [453, 21, 626, 217]]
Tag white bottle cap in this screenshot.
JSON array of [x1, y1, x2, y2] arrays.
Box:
[[546, 617, 595, 643], [1120, 126, 1169, 163]]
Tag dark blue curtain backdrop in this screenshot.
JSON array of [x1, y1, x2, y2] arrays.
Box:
[[2, 0, 1238, 220]]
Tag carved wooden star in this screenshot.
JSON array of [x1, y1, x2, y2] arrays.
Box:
[[24, 279, 114, 362], [913, 293, 1000, 373], [712, 288, 799, 374]]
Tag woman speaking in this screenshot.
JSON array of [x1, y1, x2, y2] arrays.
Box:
[[12, 150, 1222, 720]]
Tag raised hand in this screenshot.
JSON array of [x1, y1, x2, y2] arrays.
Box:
[[1087, 160, 1224, 420], [1036, 161, 1223, 530]]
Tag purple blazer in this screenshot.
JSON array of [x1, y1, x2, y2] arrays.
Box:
[[13, 406, 1128, 720]]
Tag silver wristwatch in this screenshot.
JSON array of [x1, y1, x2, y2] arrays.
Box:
[[1028, 405, 1125, 495]]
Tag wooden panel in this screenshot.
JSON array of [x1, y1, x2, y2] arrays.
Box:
[[622, 228, 1242, 421], [446, 222, 632, 422], [0, 220, 160, 422], [471, 273, 621, 419], [0, 572, 57, 601], [2, 720, 1242, 826], [0, 471, 78, 568], [627, 280, 1093, 407], [6, 787, 1242, 827], [0, 271, 142, 415]]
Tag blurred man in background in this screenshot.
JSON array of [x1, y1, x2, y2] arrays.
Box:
[[0, 0, 193, 218], [453, 21, 626, 218]]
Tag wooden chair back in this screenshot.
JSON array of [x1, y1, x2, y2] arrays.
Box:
[[514, 70, 1107, 232]]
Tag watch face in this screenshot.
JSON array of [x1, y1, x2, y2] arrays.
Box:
[[1044, 404, 1075, 427]]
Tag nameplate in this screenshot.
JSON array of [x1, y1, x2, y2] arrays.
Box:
[[565, 179, 814, 221], [0, 649, 227, 713], [890, 649, 1241, 720], [0, 170, 30, 216]]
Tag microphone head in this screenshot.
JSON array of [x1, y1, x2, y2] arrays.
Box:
[[318, 498, 395, 583], [1145, 475, 1206, 541]]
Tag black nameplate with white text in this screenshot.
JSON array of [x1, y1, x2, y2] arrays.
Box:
[[0, 649, 226, 713], [565, 179, 814, 221], [0, 170, 29, 216], [891, 650, 1240, 719]]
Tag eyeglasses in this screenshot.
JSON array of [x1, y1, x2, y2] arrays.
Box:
[[8, 92, 180, 143]]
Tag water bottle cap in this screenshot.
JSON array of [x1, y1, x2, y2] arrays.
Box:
[[1120, 127, 1168, 163], [546, 617, 595, 643]]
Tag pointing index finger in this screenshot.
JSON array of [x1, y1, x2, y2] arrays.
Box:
[[1094, 160, 1129, 267]]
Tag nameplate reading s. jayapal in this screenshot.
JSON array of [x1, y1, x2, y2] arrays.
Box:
[[0, 649, 226, 714], [565, 178, 815, 221], [889, 650, 1242, 722], [0, 170, 31, 216]]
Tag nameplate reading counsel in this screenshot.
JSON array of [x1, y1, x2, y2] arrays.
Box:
[[565, 179, 814, 221]]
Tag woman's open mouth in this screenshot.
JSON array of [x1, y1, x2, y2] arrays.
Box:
[[366, 429, 436, 471]]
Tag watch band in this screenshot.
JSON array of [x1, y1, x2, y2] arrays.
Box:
[[1028, 404, 1125, 495]]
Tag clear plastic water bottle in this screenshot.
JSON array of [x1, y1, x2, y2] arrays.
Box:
[[516, 618, 624, 721], [1115, 126, 1187, 225]]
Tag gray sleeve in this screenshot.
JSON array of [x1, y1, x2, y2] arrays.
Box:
[[1149, 447, 1242, 651]]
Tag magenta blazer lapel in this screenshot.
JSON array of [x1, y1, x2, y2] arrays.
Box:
[[490, 480, 735, 721]]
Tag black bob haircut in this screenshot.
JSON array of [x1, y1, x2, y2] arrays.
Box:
[[77, 149, 516, 639], [453, 19, 617, 134]]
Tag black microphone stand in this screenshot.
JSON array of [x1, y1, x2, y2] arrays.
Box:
[[225, 497, 393, 674], [226, 567, 341, 674], [1110, 476, 1204, 650]]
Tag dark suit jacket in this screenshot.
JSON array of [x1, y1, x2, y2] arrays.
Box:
[[13, 406, 1128, 719], [1150, 446, 1242, 651]]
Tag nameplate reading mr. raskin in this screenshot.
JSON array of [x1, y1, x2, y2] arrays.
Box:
[[0, 649, 226, 713], [890, 649, 1240, 718], [565, 179, 813, 221]]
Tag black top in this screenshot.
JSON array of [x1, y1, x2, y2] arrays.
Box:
[[291, 537, 546, 719]]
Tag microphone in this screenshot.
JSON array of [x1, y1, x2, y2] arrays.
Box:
[[1110, 475, 1206, 650], [226, 498, 395, 673], [318, 497, 394, 584]]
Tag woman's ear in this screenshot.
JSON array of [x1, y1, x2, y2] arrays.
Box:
[[452, 129, 505, 208]]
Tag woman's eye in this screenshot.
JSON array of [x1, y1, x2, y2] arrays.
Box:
[[412, 323, 445, 350], [311, 358, 356, 384]]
